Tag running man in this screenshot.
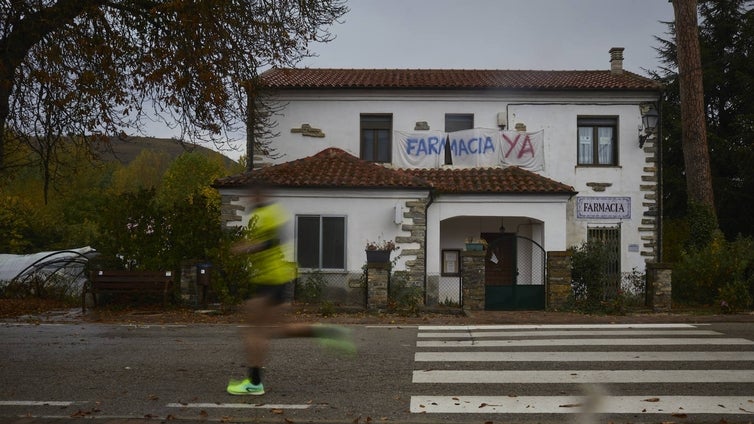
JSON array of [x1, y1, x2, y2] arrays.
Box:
[[226, 185, 355, 396]]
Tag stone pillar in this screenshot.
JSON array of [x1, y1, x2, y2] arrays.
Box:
[[180, 260, 198, 305], [461, 250, 486, 311], [646, 262, 672, 312], [366, 263, 389, 310], [546, 251, 572, 311]]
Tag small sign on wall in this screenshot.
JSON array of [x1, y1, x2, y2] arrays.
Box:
[[576, 196, 631, 219]]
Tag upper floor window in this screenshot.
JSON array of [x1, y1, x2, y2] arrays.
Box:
[[296, 215, 346, 270], [577, 117, 618, 166], [360, 114, 392, 163], [444, 113, 474, 165]]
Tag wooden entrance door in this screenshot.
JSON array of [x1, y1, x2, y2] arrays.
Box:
[[483, 233, 517, 310]]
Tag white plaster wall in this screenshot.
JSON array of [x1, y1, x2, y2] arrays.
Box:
[[222, 188, 424, 273], [508, 103, 653, 274], [262, 89, 658, 275]]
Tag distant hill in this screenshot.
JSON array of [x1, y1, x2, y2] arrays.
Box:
[[94, 136, 239, 167]]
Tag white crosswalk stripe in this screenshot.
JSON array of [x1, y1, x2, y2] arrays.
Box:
[[417, 337, 754, 347], [410, 395, 754, 414], [410, 323, 754, 419], [416, 350, 754, 362], [418, 329, 722, 337], [414, 369, 754, 383]]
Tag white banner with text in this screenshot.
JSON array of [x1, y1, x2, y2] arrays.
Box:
[[393, 129, 544, 171]]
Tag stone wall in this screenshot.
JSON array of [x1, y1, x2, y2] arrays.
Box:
[[546, 251, 572, 311], [461, 250, 486, 311], [395, 197, 429, 292], [366, 263, 389, 310], [640, 136, 660, 262], [646, 262, 672, 312], [219, 194, 244, 228]]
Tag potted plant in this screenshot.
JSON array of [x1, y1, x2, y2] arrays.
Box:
[[365, 238, 399, 263]]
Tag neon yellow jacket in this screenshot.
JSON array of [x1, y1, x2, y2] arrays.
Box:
[[248, 202, 297, 285]]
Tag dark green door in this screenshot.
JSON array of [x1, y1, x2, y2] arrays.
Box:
[[483, 233, 546, 310]]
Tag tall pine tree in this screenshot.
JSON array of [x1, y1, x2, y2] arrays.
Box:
[[654, 0, 754, 240]]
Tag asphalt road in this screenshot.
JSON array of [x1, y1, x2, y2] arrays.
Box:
[[2, 321, 754, 423]]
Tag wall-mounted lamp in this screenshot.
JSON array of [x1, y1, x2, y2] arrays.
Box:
[[639, 103, 659, 148]]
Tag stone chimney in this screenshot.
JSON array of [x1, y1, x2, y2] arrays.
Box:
[[609, 47, 625, 74]]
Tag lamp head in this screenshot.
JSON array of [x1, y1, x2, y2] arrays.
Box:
[[639, 103, 659, 148]]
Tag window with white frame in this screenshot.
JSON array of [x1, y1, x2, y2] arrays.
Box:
[[296, 215, 346, 269], [577, 117, 618, 166]]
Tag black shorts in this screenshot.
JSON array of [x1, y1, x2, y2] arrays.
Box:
[[254, 283, 289, 305]]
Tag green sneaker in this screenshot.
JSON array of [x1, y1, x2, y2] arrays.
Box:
[[226, 378, 264, 396], [314, 325, 357, 357]]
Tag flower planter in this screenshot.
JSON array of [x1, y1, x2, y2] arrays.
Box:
[[465, 242, 485, 251], [365, 249, 391, 263]]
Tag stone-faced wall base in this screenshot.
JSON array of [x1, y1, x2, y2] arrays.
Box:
[[461, 250, 486, 311], [646, 262, 672, 312], [546, 251, 572, 311], [366, 263, 389, 310]]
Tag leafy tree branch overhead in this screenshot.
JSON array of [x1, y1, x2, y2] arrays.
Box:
[[0, 0, 348, 168]]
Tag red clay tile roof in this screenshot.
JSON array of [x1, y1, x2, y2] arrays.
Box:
[[261, 68, 662, 91], [405, 167, 576, 194], [214, 148, 575, 195], [213, 148, 429, 189]]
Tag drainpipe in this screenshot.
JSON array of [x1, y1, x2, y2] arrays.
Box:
[[423, 191, 435, 305]]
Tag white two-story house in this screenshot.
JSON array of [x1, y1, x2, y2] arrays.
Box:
[[214, 48, 664, 310]]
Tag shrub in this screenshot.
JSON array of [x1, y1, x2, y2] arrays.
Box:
[[296, 270, 327, 303], [672, 232, 754, 307], [319, 300, 336, 317], [388, 271, 423, 315], [717, 280, 752, 314], [2, 273, 80, 302], [621, 268, 647, 308], [569, 241, 611, 312], [205, 226, 255, 309], [686, 202, 718, 251]]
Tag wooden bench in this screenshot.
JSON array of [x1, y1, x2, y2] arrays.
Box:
[[83, 270, 174, 312]]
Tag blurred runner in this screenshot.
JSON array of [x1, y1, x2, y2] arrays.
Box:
[[226, 184, 355, 396]]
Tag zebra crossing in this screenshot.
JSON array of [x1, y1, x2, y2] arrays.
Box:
[[410, 323, 754, 419]]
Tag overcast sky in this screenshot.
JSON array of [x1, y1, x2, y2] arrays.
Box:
[[165, 0, 677, 158], [300, 0, 676, 75]]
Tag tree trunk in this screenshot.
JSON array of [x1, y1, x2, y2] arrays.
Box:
[[672, 0, 717, 214], [245, 84, 255, 173], [0, 82, 8, 168]]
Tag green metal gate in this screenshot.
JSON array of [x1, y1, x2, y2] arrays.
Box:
[[483, 233, 546, 310]]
